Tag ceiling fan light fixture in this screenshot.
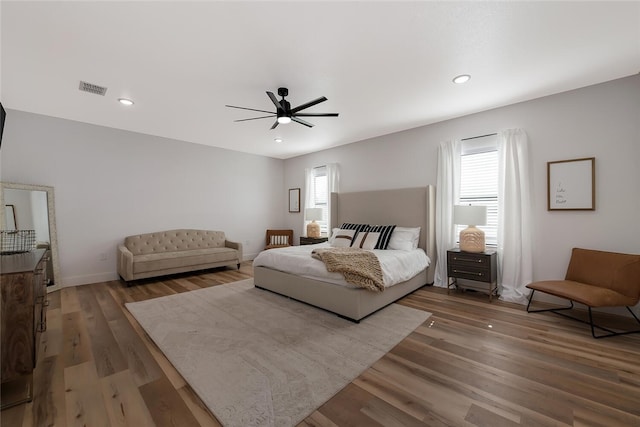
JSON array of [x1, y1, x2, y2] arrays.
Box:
[[226, 87, 338, 129], [453, 74, 471, 84]]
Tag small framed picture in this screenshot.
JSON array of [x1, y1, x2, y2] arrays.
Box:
[[547, 157, 595, 211], [288, 188, 300, 213]]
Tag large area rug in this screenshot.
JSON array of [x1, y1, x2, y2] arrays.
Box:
[[125, 279, 430, 427]]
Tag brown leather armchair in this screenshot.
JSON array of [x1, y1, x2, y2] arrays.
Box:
[[526, 247, 640, 338]]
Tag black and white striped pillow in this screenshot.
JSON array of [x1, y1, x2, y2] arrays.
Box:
[[269, 235, 289, 245], [339, 223, 369, 244], [367, 225, 397, 249]]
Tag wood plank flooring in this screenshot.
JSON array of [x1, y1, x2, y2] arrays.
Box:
[[2, 262, 639, 426]]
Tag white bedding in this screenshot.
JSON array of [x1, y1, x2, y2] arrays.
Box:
[[253, 242, 430, 288]]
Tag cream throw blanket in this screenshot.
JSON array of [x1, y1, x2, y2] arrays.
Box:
[[311, 247, 385, 292]]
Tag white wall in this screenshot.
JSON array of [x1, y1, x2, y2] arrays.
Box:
[[284, 75, 640, 312], [2, 75, 638, 308], [1, 111, 285, 286]]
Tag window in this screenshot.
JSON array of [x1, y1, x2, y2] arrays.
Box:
[[458, 135, 498, 246], [308, 166, 329, 234]]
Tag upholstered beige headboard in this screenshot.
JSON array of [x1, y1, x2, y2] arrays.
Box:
[[330, 186, 436, 284]]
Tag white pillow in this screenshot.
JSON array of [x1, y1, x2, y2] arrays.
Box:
[[328, 228, 340, 245], [387, 227, 420, 251], [351, 231, 381, 250], [330, 229, 357, 248]]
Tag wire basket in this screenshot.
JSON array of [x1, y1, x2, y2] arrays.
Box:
[[0, 230, 36, 254]]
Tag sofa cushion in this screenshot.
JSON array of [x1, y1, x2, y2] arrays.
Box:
[[125, 229, 227, 255], [133, 247, 238, 274]]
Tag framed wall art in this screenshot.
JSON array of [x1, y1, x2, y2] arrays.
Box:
[[288, 188, 300, 213], [547, 157, 595, 211]]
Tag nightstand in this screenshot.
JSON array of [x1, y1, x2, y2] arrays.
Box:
[[300, 236, 328, 245], [447, 248, 498, 302]]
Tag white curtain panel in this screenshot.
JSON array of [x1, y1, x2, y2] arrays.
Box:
[[497, 129, 533, 304], [434, 139, 460, 287], [303, 168, 313, 236], [326, 163, 339, 229]]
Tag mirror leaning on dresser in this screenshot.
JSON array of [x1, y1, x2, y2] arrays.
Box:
[[0, 182, 60, 408], [0, 182, 60, 291]]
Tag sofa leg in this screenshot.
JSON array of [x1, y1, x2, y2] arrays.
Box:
[[237, 263, 241, 269]]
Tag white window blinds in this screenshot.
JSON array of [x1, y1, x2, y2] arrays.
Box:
[[458, 135, 498, 246], [310, 166, 329, 234]]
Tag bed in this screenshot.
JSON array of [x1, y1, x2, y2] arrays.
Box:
[[253, 186, 436, 322]]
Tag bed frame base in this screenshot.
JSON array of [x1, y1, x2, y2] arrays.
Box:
[[254, 266, 429, 322]]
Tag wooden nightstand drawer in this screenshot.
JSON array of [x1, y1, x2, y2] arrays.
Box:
[[448, 266, 492, 282], [448, 252, 491, 267]]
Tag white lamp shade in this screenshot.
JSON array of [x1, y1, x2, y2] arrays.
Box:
[[305, 208, 323, 221], [453, 205, 487, 226]]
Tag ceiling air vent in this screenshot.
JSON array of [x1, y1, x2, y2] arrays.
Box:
[[78, 81, 107, 96]]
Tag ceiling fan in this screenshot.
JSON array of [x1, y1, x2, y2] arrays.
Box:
[[226, 87, 339, 129]]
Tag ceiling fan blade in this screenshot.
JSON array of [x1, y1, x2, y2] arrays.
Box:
[[290, 96, 327, 114], [234, 115, 275, 122], [293, 113, 339, 117], [291, 117, 314, 128], [270, 120, 279, 130], [267, 92, 283, 110], [226, 105, 275, 115]]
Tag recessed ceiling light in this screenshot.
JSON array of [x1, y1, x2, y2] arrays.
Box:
[[274, 138, 283, 143], [452, 74, 471, 84], [118, 98, 134, 106]]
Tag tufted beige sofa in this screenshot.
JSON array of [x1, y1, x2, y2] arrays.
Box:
[[117, 229, 242, 282]]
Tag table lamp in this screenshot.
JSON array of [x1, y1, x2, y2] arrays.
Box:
[[305, 208, 323, 238], [454, 205, 487, 253]]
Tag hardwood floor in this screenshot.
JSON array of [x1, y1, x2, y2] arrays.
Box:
[[2, 262, 639, 426]]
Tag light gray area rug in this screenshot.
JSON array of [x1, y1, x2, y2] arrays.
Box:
[[126, 279, 430, 427]]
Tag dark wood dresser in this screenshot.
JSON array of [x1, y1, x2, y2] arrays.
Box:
[[1, 249, 49, 409]]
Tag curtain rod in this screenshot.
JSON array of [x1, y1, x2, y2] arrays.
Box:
[[461, 132, 497, 141]]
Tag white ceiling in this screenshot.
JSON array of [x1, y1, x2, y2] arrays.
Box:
[[2, 1, 639, 159]]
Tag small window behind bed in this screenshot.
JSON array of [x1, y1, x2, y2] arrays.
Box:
[[305, 164, 336, 236]]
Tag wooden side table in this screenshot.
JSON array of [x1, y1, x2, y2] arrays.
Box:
[[300, 236, 328, 245], [447, 248, 498, 302]]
